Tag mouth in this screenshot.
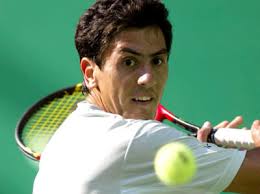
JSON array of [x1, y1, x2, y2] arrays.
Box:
[[130, 96, 157, 119], [132, 96, 153, 103]]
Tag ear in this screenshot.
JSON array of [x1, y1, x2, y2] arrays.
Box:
[[80, 57, 98, 90]]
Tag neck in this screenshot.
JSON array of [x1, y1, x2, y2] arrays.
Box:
[[86, 89, 106, 112]]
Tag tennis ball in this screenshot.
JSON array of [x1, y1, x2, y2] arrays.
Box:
[[154, 142, 197, 186]]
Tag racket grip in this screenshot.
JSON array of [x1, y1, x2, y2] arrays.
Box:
[[209, 128, 255, 150]]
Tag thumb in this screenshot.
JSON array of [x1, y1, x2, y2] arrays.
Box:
[[197, 121, 212, 142]]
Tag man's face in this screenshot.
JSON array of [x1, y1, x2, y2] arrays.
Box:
[[93, 26, 168, 119]]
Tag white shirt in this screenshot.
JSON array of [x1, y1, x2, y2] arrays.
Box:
[[33, 101, 246, 194]]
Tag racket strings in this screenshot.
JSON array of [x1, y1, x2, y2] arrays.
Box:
[[22, 89, 84, 153], [22, 101, 56, 150]]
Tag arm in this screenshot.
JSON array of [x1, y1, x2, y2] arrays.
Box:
[[225, 148, 260, 194], [225, 120, 260, 194], [198, 118, 260, 193]]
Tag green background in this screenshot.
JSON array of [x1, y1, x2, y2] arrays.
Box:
[[0, 0, 259, 193]]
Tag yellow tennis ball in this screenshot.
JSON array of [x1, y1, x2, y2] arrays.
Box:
[[154, 142, 197, 186]]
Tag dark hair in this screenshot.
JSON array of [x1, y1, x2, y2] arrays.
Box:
[[75, 0, 172, 94]]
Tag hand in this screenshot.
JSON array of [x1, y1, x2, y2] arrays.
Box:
[[251, 120, 260, 147], [197, 116, 243, 142]]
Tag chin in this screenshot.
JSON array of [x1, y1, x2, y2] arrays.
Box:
[[125, 112, 155, 120]]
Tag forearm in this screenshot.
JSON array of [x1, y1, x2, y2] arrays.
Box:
[[225, 147, 260, 193]]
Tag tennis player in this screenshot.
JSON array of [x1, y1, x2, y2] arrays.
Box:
[[33, 0, 260, 193]]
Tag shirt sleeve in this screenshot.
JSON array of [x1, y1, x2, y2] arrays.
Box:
[[121, 120, 246, 194]]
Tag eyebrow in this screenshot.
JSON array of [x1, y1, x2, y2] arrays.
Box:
[[119, 47, 168, 57]]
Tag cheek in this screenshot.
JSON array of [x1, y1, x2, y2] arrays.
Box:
[[108, 74, 126, 96], [158, 69, 168, 87], [97, 73, 115, 96]]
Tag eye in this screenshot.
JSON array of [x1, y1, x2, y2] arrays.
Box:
[[152, 57, 163, 66], [123, 58, 136, 67]]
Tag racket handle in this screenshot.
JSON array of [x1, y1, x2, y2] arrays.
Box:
[[210, 128, 255, 150]]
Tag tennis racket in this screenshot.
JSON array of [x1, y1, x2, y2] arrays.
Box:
[[15, 83, 255, 161], [15, 83, 84, 161]]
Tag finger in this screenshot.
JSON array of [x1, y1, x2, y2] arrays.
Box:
[[197, 121, 212, 142], [251, 120, 260, 147], [214, 120, 229, 129], [251, 120, 260, 129], [226, 116, 243, 128]]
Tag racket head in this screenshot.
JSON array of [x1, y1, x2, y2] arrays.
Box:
[[15, 83, 85, 161]]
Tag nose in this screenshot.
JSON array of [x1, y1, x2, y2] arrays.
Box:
[[137, 65, 156, 88]]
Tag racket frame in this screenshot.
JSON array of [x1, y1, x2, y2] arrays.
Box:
[[155, 104, 217, 143], [15, 83, 83, 161]]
